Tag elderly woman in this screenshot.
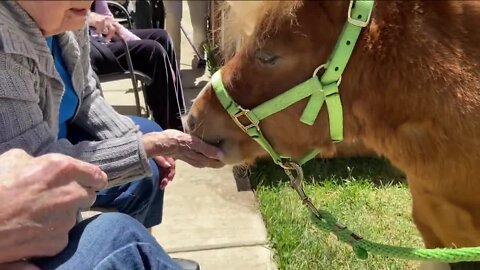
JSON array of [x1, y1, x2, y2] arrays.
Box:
[[0, 0, 222, 268]]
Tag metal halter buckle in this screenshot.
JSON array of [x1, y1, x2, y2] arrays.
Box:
[[232, 107, 259, 132], [347, 0, 373, 28]]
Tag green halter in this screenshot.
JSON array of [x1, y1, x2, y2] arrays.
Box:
[[211, 0, 374, 168]]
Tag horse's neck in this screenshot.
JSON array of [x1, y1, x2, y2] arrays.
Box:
[[341, 1, 480, 156]]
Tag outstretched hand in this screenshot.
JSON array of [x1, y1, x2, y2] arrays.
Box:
[[143, 129, 224, 169]]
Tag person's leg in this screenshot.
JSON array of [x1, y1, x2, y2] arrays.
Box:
[[68, 117, 165, 228], [187, 0, 208, 53], [164, 0, 183, 64], [150, 0, 165, 29], [65, 120, 201, 270], [131, 0, 153, 29], [91, 116, 165, 228], [132, 28, 186, 121], [31, 213, 181, 270], [106, 38, 185, 130], [89, 37, 125, 75], [133, 29, 181, 71], [92, 159, 164, 228]]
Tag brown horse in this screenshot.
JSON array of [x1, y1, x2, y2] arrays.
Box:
[[187, 0, 480, 263]]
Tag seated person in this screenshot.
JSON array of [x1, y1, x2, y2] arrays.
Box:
[[0, 1, 223, 269], [89, 0, 185, 130], [0, 149, 181, 270]]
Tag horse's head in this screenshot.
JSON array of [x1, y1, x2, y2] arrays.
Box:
[[187, 1, 365, 165]]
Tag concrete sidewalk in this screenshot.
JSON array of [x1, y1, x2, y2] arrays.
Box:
[[100, 2, 276, 270], [152, 162, 274, 270]]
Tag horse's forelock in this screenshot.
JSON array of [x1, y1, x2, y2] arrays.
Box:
[[218, 1, 303, 60]]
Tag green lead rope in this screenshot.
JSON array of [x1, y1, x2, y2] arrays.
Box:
[[286, 163, 480, 263], [310, 210, 480, 263]]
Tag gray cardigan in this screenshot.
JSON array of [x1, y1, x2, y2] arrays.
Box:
[[0, 1, 151, 186]]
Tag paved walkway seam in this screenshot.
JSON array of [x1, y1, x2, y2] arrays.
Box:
[[167, 240, 270, 254]]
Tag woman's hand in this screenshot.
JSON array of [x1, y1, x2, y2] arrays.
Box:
[[87, 12, 119, 41], [153, 156, 176, 189], [0, 149, 107, 263], [143, 130, 224, 168]]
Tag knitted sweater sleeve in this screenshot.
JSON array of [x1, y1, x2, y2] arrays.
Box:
[[0, 32, 152, 187]]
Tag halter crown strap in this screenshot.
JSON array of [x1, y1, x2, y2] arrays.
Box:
[[211, 0, 374, 166], [300, 0, 374, 143]]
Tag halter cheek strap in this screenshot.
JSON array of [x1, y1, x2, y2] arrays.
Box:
[[301, 0, 374, 137]]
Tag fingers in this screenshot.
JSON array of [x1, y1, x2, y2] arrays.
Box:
[[153, 156, 170, 189], [146, 130, 225, 168], [190, 136, 225, 160], [95, 19, 106, 34], [160, 130, 224, 160], [165, 157, 176, 180], [180, 151, 225, 168], [76, 186, 98, 211], [160, 156, 175, 182], [96, 16, 117, 41], [2, 148, 31, 160], [104, 23, 117, 41], [60, 157, 108, 190], [153, 155, 172, 168], [0, 149, 32, 172], [153, 156, 176, 189], [38, 154, 108, 190], [159, 178, 169, 190], [45, 180, 96, 215]]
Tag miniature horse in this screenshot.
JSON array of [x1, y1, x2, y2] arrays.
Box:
[[187, 1, 480, 268]]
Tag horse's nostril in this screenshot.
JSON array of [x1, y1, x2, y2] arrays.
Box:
[[187, 115, 197, 132]]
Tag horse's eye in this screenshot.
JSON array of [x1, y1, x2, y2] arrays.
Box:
[[255, 50, 279, 64]]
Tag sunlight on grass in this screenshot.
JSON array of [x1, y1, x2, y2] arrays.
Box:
[[250, 158, 423, 270]]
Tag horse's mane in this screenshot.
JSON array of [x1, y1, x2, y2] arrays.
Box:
[[217, 1, 303, 60]]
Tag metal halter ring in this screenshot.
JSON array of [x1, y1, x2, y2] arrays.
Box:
[[279, 160, 299, 171], [312, 64, 327, 77], [282, 161, 304, 185], [312, 64, 343, 86]]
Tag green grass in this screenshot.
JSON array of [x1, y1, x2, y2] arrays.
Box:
[[250, 157, 423, 270]]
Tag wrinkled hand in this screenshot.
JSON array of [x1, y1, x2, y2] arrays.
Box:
[[87, 12, 120, 41], [0, 149, 108, 263], [143, 130, 224, 168], [153, 156, 175, 189]]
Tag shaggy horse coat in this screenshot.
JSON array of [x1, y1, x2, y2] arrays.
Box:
[[188, 1, 480, 267]]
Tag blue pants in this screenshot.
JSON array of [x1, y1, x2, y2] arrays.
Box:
[[68, 116, 164, 228], [31, 213, 181, 270]]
